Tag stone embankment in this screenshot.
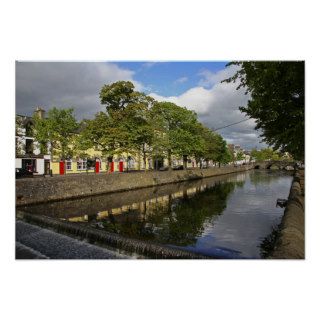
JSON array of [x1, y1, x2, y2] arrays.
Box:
[[16, 165, 253, 206], [271, 169, 305, 259]]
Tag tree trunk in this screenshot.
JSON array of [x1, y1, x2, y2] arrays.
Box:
[[138, 149, 141, 171], [143, 153, 147, 172], [126, 153, 129, 172], [168, 149, 172, 170], [183, 155, 188, 170], [143, 144, 147, 172]]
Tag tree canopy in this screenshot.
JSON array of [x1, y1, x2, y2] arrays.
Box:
[[32, 81, 236, 168], [33, 107, 78, 159], [250, 148, 290, 161], [223, 61, 304, 160], [150, 101, 204, 168]]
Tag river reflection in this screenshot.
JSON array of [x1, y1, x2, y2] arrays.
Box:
[[20, 170, 292, 258]]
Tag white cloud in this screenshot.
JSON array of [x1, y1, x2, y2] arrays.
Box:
[[149, 65, 267, 150], [198, 64, 240, 87]]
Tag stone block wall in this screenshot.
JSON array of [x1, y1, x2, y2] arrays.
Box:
[[16, 165, 253, 206], [271, 169, 305, 259]]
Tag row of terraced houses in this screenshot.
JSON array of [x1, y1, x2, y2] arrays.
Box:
[[18, 107, 246, 176]]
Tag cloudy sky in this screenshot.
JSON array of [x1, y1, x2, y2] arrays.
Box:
[[16, 61, 267, 150]]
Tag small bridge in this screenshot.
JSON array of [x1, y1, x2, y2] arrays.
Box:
[[254, 160, 296, 170]]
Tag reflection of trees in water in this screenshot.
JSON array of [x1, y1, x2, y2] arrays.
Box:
[[100, 181, 238, 246], [234, 180, 245, 188], [249, 170, 291, 186]]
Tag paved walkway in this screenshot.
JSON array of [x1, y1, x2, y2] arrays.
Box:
[[16, 221, 129, 259]]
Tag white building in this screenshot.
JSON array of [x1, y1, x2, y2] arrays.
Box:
[[15, 107, 51, 175]]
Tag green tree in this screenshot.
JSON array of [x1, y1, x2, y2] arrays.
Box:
[[99, 81, 156, 169], [100, 81, 154, 114], [33, 107, 78, 160], [76, 112, 128, 161], [100, 81, 135, 113], [150, 102, 202, 169], [250, 148, 281, 161], [212, 134, 232, 166], [196, 125, 232, 167], [194, 125, 213, 167], [223, 61, 304, 160], [236, 151, 245, 162], [120, 102, 154, 170]]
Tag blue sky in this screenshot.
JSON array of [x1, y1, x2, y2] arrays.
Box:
[[117, 61, 228, 96], [16, 61, 266, 150]]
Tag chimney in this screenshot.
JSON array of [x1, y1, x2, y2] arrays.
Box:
[[34, 107, 45, 119]]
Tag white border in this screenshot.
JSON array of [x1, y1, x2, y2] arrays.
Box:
[[1, 1, 319, 320]]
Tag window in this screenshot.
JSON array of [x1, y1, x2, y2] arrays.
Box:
[[77, 158, 87, 170], [128, 157, 135, 169], [25, 139, 33, 154], [25, 122, 34, 137], [66, 159, 72, 170]]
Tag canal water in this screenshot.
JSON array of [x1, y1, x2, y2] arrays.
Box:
[[20, 170, 292, 258]]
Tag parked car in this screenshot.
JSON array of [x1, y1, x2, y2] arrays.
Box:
[[173, 165, 184, 170], [16, 168, 33, 179]]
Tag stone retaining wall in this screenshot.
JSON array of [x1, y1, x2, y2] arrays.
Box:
[[271, 169, 305, 259], [16, 165, 253, 206]]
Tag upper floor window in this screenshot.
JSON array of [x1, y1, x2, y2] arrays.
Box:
[[25, 122, 34, 137], [25, 139, 33, 154]]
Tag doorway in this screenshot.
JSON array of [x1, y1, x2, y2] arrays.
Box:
[[153, 157, 164, 170], [44, 160, 50, 175], [22, 159, 36, 172]]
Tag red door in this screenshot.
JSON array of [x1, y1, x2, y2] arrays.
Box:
[[119, 161, 123, 172], [59, 161, 65, 175], [110, 162, 114, 173], [95, 161, 100, 173]]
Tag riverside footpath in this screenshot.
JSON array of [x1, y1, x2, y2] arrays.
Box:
[[271, 168, 305, 259]]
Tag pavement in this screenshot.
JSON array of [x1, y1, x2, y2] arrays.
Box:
[[16, 220, 129, 259]]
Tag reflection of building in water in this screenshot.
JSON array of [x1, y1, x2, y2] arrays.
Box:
[[67, 216, 88, 222], [226, 173, 246, 184], [97, 210, 109, 219], [235, 173, 246, 182], [172, 191, 183, 199], [187, 187, 197, 196], [64, 182, 214, 223], [200, 185, 207, 192]]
